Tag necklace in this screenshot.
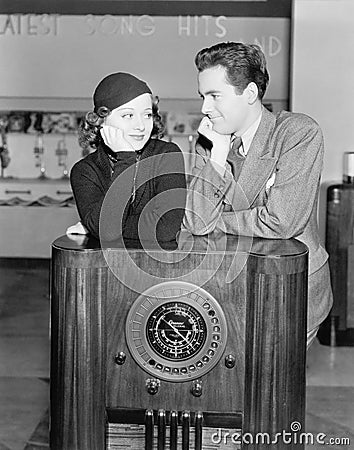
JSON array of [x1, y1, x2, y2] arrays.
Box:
[[131, 152, 142, 203]]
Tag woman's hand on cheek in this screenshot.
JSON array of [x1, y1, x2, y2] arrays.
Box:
[[100, 125, 134, 152]]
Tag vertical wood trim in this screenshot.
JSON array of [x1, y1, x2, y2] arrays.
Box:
[[50, 261, 107, 450], [243, 253, 307, 449], [347, 245, 354, 328]]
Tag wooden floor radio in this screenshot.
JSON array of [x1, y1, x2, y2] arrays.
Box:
[[50, 233, 308, 449]]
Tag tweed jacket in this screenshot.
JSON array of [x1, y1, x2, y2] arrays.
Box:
[[70, 138, 186, 243], [182, 106, 333, 330]]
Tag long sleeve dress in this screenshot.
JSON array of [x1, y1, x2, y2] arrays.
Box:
[[70, 138, 186, 245]]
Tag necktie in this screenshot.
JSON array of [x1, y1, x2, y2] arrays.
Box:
[[230, 135, 243, 155], [227, 136, 245, 180]]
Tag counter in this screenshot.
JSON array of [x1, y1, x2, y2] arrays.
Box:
[[0, 177, 78, 258]]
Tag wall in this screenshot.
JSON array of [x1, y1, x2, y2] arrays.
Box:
[[291, 0, 354, 185], [0, 15, 289, 101], [0, 13, 290, 178], [291, 0, 354, 240]]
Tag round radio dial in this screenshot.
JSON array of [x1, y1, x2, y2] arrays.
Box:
[[125, 281, 228, 382], [146, 302, 207, 361]]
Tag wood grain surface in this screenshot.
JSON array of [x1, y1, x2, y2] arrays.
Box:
[[50, 234, 308, 449]]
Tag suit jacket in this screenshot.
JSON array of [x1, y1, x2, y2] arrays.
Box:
[[182, 106, 333, 330]]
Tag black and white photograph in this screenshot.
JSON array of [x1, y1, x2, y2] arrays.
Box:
[[0, 1, 353, 449]]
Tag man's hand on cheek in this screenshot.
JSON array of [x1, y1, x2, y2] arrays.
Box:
[[198, 117, 231, 168], [100, 125, 134, 152]]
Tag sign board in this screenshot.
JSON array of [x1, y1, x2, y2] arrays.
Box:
[[0, 14, 290, 101]]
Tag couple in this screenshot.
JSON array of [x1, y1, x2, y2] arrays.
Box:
[[68, 41, 333, 347]]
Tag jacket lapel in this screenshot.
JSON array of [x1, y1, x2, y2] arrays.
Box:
[[235, 107, 277, 208]]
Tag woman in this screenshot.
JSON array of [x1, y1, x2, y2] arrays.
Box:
[[69, 72, 186, 244]]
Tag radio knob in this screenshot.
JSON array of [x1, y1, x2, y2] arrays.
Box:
[[146, 378, 160, 395], [114, 352, 126, 365], [191, 379, 203, 397], [225, 354, 236, 369]]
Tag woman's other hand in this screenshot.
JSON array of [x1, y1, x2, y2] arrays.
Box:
[[66, 221, 89, 235]]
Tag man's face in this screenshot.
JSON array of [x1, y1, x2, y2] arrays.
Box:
[[198, 66, 251, 135]]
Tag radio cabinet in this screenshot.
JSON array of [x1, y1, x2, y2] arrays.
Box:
[[50, 234, 308, 449]]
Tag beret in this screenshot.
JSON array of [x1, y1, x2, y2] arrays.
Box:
[[93, 72, 152, 113]]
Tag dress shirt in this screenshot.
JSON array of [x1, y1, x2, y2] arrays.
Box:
[[210, 110, 262, 176], [233, 111, 262, 157]]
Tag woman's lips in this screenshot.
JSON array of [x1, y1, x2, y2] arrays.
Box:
[[129, 135, 145, 141]]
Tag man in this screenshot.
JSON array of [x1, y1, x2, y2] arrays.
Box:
[[182, 42, 333, 347]]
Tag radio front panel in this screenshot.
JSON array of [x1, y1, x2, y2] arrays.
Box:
[[50, 235, 307, 450]]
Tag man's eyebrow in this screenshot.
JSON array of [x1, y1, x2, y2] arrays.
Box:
[[198, 89, 221, 96]]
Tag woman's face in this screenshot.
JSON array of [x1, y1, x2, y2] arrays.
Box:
[[104, 93, 153, 151]]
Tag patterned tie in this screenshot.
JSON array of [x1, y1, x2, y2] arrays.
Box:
[[230, 135, 243, 155], [227, 135, 245, 180]]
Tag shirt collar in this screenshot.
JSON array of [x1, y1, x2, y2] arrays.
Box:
[[236, 111, 262, 157]]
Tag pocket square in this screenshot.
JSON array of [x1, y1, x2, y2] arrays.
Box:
[[265, 172, 276, 191]]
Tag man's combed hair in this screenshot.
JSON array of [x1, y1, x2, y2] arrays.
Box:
[[195, 42, 269, 99], [78, 95, 165, 152]]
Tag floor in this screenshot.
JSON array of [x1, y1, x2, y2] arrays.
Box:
[[0, 263, 353, 450]]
